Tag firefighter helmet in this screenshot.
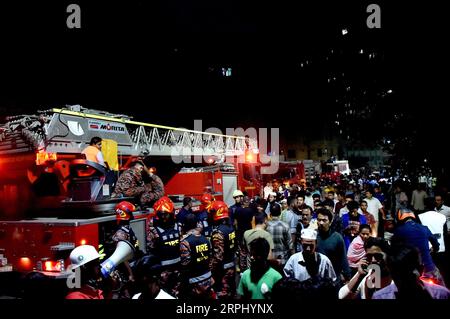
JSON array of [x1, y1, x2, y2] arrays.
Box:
[[201, 193, 215, 210], [115, 201, 136, 221], [397, 208, 416, 221], [209, 200, 229, 221], [70, 245, 101, 269], [153, 196, 175, 214]]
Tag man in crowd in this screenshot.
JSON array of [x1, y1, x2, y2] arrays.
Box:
[[267, 204, 294, 271], [340, 237, 392, 299], [372, 244, 450, 299], [392, 208, 445, 287], [364, 189, 385, 237], [237, 238, 282, 300], [284, 229, 336, 282], [243, 212, 275, 268], [435, 194, 450, 233], [316, 208, 351, 284]]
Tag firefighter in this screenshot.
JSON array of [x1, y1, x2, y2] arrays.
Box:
[[179, 213, 215, 300], [210, 200, 237, 299], [229, 189, 244, 227], [111, 201, 140, 281], [197, 193, 215, 239], [66, 245, 104, 299], [146, 196, 181, 297], [112, 160, 164, 208]]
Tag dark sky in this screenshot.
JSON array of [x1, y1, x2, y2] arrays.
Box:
[[0, 1, 447, 136]]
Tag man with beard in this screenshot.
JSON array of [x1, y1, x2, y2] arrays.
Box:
[[339, 237, 392, 299], [283, 229, 336, 282], [146, 196, 181, 297], [316, 208, 351, 284], [237, 238, 282, 300]]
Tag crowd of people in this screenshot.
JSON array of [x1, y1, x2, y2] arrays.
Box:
[[36, 161, 450, 300]]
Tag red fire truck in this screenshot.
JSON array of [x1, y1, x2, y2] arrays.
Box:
[[0, 105, 261, 276]]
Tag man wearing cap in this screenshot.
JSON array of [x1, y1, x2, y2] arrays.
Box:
[[283, 229, 336, 282], [66, 245, 105, 299], [392, 208, 445, 286], [229, 190, 244, 227]]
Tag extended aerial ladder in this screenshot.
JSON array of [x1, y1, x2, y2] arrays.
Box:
[[0, 105, 258, 158]]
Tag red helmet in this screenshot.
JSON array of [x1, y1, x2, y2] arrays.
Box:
[[153, 196, 175, 214], [201, 193, 215, 211], [115, 201, 135, 221], [209, 201, 229, 221]]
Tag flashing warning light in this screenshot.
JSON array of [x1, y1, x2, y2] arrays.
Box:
[[80, 239, 87, 245], [245, 151, 257, 163], [207, 158, 215, 164], [420, 277, 438, 285], [44, 260, 63, 272], [19, 257, 32, 270], [36, 151, 57, 166]]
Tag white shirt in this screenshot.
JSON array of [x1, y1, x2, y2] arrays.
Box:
[[132, 289, 176, 300], [419, 210, 446, 252], [435, 205, 450, 231], [364, 197, 383, 222], [283, 252, 336, 282], [263, 186, 273, 200], [411, 190, 427, 211]]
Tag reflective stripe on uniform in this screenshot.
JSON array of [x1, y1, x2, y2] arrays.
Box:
[[161, 257, 181, 266], [223, 261, 235, 270], [189, 271, 212, 284]]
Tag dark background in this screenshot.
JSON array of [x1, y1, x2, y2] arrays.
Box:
[[0, 1, 447, 157]]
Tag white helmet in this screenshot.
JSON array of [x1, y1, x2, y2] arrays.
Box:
[[232, 190, 244, 198], [70, 245, 101, 269]]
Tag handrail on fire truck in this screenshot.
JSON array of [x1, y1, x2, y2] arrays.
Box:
[[0, 106, 259, 158]]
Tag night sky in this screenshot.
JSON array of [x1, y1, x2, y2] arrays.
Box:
[[0, 1, 447, 138]]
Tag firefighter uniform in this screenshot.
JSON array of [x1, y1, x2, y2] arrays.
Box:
[[211, 223, 236, 299], [179, 229, 215, 299], [197, 209, 213, 239], [112, 167, 164, 206], [146, 223, 181, 297], [140, 174, 165, 206], [112, 225, 139, 249]]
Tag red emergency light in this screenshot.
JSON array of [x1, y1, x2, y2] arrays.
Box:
[[19, 257, 33, 271], [44, 260, 63, 272], [35, 151, 57, 166], [80, 239, 87, 245]]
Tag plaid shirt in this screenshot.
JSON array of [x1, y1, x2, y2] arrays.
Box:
[[267, 217, 293, 265]]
